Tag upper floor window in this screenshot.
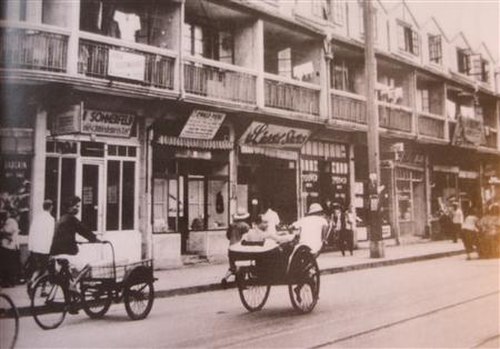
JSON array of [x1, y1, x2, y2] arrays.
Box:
[[331, 58, 354, 92], [331, 0, 344, 24], [278, 48, 292, 78], [183, 22, 234, 64], [457, 48, 471, 74], [428, 35, 442, 64], [312, 0, 330, 20], [398, 23, 419, 56], [417, 89, 430, 113], [481, 59, 489, 83]]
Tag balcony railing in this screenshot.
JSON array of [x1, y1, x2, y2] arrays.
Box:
[[378, 102, 412, 133], [183, 56, 257, 105], [330, 90, 367, 124], [417, 112, 446, 140], [264, 74, 320, 116], [78, 33, 176, 90], [485, 130, 498, 149], [0, 21, 69, 72]]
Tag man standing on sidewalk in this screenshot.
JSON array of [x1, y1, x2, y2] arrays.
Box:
[[451, 202, 464, 243], [27, 199, 55, 283]]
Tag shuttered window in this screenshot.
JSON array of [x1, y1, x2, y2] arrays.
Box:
[[428, 35, 442, 64], [398, 23, 419, 56]]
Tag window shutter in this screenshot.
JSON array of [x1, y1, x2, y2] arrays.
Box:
[[412, 30, 419, 55], [397, 24, 405, 50], [469, 54, 482, 76]]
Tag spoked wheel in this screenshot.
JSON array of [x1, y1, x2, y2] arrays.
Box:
[[0, 294, 19, 349], [30, 275, 68, 330], [124, 281, 154, 320], [81, 283, 113, 319], [288, 252, 320, 314], [236, 268, 271, 312]]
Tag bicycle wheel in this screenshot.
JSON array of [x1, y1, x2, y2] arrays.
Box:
[[81, 283, 113, 319], [236, 269, 271, 312], [124, 281, 154, 320], [0, 294, 19, 349], [31, 275, 68, 330], [288, 254, 320, 314]]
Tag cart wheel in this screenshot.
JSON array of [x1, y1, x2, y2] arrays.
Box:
[[124, 281, 154, 320], [236, 269, 271, 312], [0, 294, 19, 349], [30, 275, 67, 330], [81, 284, 112, 319], [288, 253, 320, 314]]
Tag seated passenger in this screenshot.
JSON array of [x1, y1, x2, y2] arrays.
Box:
[[244, 214, 294, 245]]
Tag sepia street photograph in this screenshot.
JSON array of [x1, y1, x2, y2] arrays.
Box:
[[0, 0, 499, 348]]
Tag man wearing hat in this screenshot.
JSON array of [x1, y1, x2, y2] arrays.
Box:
[[221, 208, 251, 285], [292, 203, 330, 255]]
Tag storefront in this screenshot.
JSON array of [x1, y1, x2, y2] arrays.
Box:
[[151, 109, 233, 261], [236, 121, 311, 226], [46, 98, 142, 262]]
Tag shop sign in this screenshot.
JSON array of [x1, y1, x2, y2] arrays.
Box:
[[179, 110, 226, 140], [240, 122, 311, 149], [175, 149, 212, 160], [452, 116, 486, 147], [108, 49, 145, 81], [81, 109, 135, 138], [51, 104, 81, 136]]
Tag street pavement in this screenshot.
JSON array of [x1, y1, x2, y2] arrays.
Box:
[[14, 254, 499, 348]]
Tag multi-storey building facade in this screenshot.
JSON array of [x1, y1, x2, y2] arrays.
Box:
[[1, 0, 499, 267]]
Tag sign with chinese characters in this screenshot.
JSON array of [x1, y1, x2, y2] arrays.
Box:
[[51, 104, 81, 136], [179, 110, 226, 140], [240, 122, 311, 149], [108, 49, 146, 81], [81, 109, 135, 138]]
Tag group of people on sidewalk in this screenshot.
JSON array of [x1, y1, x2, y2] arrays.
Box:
[[222, 200, 357, 284], [441, 201, 500, 260], [0, 196, 98, 288]]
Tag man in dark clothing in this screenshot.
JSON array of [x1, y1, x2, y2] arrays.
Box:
[[51, 196, 98, 256], [332, 203, 353, 256]]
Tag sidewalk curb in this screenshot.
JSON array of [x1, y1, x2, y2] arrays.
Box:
[[14, 248, 464, 317]]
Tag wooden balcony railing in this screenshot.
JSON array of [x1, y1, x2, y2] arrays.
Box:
[[378, 102, 412, 133], [0, 21, 68, 72], [183, 56, 257, 104], [330, 90, 367, 124], [264, 74, 320, 116], [417, 112, 446, 140], [78, 33, 176, 90]]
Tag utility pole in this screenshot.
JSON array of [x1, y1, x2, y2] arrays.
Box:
[[363, 0, 384, 258]]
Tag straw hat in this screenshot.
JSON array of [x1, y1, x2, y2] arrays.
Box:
[[233, 207, 250, 221]]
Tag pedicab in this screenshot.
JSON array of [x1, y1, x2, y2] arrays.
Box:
[[228, 229, 320, 314]]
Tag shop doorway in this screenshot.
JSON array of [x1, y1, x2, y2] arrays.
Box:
[[81, 162, 104, 232]]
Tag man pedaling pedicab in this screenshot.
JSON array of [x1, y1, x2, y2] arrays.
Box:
[[50, 196, 100, 308]]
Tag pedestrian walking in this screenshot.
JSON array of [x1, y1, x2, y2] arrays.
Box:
[[0, 207, 20, 287], [461, 207, 479, 260], [221, 208, 250, 286], [262, 201, 280, 235], [27, 199, 55, 284], [332, 203, 353, 256], [451, 202, 464, 243]]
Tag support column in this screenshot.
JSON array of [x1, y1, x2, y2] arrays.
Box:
[[66, 0, 80, 75], [443, 82, 450, 141], [319, 38, 331, 121], [254, 19, 265, 108], [410, 70, 418, 136], [30, 107, 47, 221], [424, 153, 432, 238]]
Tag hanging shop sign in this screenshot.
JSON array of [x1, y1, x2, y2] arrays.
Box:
[[51, 104, 82, 136], [108, 49, 146, 81], [452, 115, 486, 147], [81, 109, 136, 138], [179, 110, 226, 140], [240, 122, 311, 149]]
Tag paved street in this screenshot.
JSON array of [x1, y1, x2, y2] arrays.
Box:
[[16, 255, 499, 348]]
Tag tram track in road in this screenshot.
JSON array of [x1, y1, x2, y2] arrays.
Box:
[[215, 290, 500, 349]]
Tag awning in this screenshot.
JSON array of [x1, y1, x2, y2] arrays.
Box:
[[155, 136, 233, 150]]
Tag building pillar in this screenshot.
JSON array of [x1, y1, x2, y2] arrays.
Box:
[[348, 144, 358, 248], [229, 124, 238, 221], [254, 19, 265, 108], [443, 82, 450, 142], [30, 107, 47, 221], [410, 70, 418, 135], [319, 39, 331, 121], [424, 153, 432, 238], [66, 0, 80, 75]]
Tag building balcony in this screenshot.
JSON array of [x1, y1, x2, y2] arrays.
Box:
[[264, 73, 321, 117], [484, 129, 498, 149], [330, 89, 367, 125], [417, 111, 447, 141], [183, 55, 257, 106], [0, 21, 69, 73], [378, 102, 413, 133]]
